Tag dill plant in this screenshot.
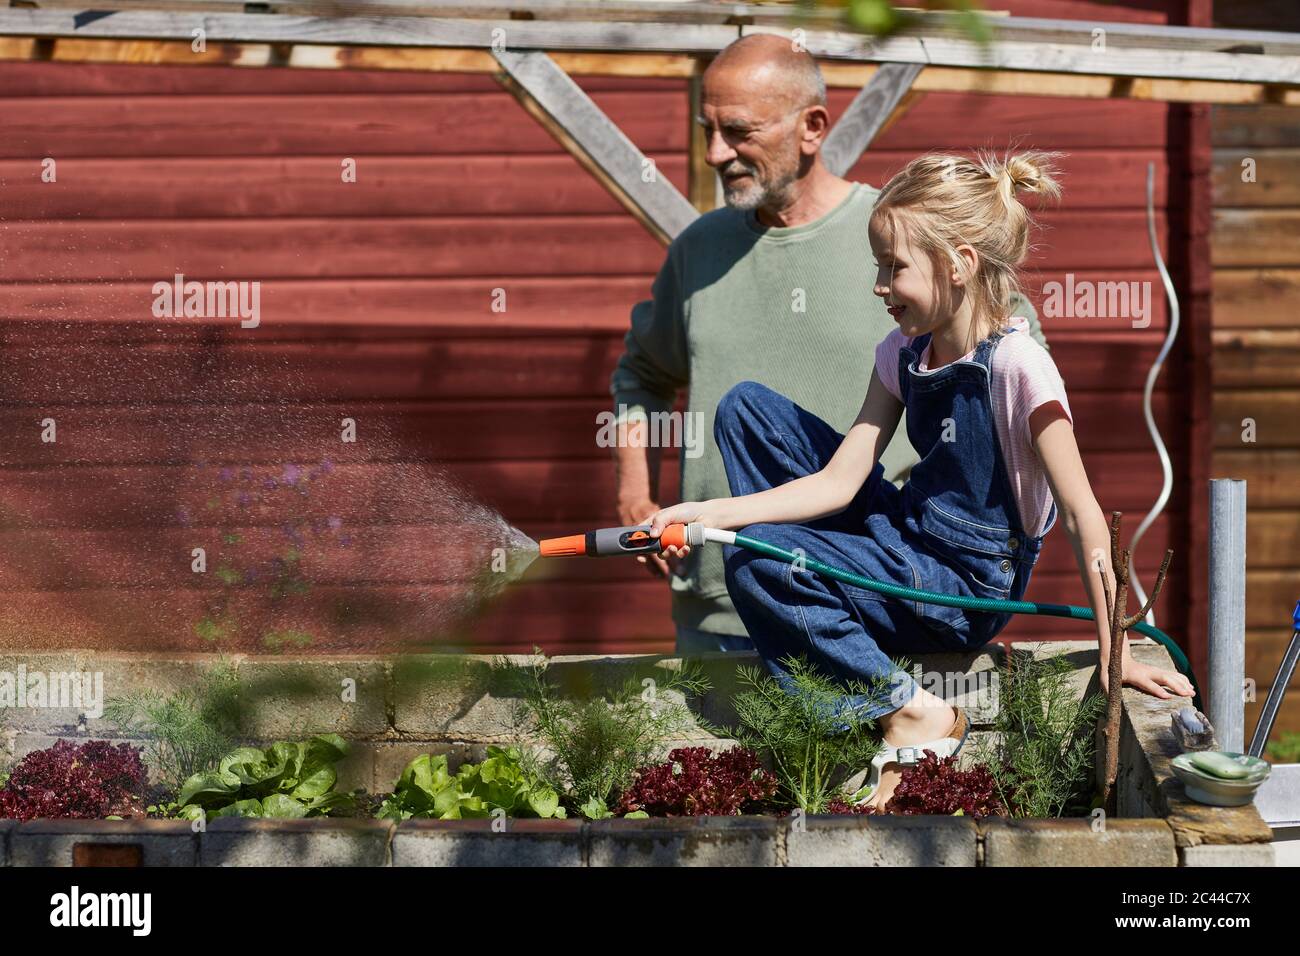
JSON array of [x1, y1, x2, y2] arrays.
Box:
[[492, 651, 714, 816], [727, 654, 898, 814], [102, 659, 244, 794], [967, 649, 1105, 817]]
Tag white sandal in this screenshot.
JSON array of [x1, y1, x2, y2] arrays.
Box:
[[849, 705, 970, 806]]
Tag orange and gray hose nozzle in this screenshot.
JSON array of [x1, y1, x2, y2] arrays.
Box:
[[539, 521, 708, 558]]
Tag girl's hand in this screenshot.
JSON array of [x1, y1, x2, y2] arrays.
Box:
[[1101, 657, 1195, 700], [642, 501, 720, 560]]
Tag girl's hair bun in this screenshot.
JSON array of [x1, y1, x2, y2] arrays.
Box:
[[981, 149, 1063, 205]]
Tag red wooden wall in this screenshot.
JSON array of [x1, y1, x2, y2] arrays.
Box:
[[0, 0, 1210, 663]]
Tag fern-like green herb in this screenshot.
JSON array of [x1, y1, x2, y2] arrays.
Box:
[[102, 659, 244, 794], [727, 654, 899, 814], [967, 649, 1106, 817], [492, 650, 714, 814]]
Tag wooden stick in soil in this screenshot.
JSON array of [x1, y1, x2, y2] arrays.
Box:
[[1097, 511, 1175, 813]]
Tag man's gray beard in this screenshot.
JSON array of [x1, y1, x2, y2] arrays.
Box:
[[722, 165, 800, 213]]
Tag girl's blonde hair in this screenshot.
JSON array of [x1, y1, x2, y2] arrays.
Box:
[[871, 149, 1063, 349]]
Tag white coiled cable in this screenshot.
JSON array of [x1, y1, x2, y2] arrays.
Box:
[[1127, 161, 1181, 626]]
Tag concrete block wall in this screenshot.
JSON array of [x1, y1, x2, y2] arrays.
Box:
[[0, 640, 1280, 866]]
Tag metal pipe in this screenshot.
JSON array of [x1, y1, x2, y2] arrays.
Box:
[[1208, 478, 1248, 752]]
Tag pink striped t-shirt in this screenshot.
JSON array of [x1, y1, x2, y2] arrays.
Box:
[[874, 316, 1073, 539]]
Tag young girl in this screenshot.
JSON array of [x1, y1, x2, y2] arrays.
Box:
[[646, 150, 1194, 810]]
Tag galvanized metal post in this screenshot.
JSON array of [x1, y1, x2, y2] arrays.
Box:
[[1208, 478, 1247, 752]]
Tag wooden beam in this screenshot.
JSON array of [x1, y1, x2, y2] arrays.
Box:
[[3, 9, 1300, 87], [741, 24, 1300, 86], [2, 36, 1298, 107], [821, 61, 922, 178], [491, 48, 698, 245], [17, 1, 1300, 60]]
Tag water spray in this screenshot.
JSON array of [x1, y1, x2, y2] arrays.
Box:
[[539, 521, 1201, 708]]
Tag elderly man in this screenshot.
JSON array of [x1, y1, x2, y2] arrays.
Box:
[[610, 34, 1047, 655]]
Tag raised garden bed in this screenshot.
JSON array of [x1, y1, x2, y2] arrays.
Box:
[[0, 639, 1276, 866]]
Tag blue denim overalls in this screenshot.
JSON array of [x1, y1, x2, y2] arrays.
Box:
[[718, 323, 1056, 719]]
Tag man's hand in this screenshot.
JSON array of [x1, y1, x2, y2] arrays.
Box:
[[618, 498, 683, 577]]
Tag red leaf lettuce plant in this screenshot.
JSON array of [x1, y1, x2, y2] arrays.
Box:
[[615, 746, 778, 817], [0, 739, 148, 821]]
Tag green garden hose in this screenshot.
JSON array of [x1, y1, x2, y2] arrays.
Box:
[[538, 520, 1203, 710], [733, 531, 1203, 711]]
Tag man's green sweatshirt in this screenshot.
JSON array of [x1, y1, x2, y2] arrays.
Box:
[[610, 181, 1044, 638]]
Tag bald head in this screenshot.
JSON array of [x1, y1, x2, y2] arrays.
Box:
[[706, 33, 826, 113], [696, 34, 832, 213]]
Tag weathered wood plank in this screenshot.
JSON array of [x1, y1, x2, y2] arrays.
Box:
[[685, 67, 719, 213], [492, 48, 697, 244], [1212, 147, 1300, 207], [18, 1, 1300, 58], [1212, 269, 1300, 328], [0, 90, 1170, 161], [0, 452, 1182, 530], [2, 37, 1296, 103], [1213, 390, 1300, 449], [0, 213, 1169, 283], [1213, 450, 1300, 508], [1212, 210, 1300, 267], [1214, 338, 1300, 387], [1213, 104, 1300, 148], [0, 274, 1172, 335], [0, 151, 1170, 219], [0, 396, 1182, 468], [2, 9, 1299, 85], [821, 61, 922, 178]]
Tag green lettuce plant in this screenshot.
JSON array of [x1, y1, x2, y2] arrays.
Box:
[[376, 746, 564, 821], [174, 733, 354, 819]]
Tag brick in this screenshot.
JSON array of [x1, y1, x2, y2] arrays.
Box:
[[982, 818, 1177, 867], [787, 815, 977, 866], [12, 819, 199, 867], [200, 818, 393, 866], [392, 818, 584, 867], [587, 816, 778, 867]]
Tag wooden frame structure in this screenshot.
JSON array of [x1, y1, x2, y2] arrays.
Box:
[[0, 0, 1294, 680], [2, 1, 1300, 239]]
